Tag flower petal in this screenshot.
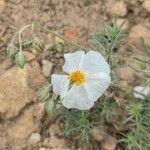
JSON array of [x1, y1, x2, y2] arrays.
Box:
[[62, 85, 94, 110], [62, 51, 85, 73], [82, 50, 110, 75], [51, 74, 69, 99], [134, 86, 150, 99], [84, 73, 111, 101]]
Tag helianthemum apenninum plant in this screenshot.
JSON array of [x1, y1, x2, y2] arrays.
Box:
[[120, 39, 150, 150], [7, 18, 150, 149]]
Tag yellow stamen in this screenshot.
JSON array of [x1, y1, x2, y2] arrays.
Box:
[[68, 70, 86, 86]]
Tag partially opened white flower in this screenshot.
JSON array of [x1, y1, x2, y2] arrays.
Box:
[[134, 86, 150, 100], [51, 50, 111, 110]]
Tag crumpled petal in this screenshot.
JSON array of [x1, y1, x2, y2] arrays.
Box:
[[134, 86, 150, 99], [62, 85, 94, 110], [82, 50, 110, 75], [62, 51, 85, 73], [84, 73, 111, 101], [51, 74, 69, 99]]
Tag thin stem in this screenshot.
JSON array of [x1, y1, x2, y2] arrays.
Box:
[[18, 31, 22, 52], [18, 25, 31, 52], [11, 24, 31, 46], [11, 32, 18, 44], [92, 36, 107, 52], [34, 23, 87, 50], [81, 111, 85, 118], [19, 24, 31, 33], [128, 64, 150, 74]]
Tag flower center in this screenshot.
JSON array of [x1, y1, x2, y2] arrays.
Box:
[[68, 70, 86, 86]]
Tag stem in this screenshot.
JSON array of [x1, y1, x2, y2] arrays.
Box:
[[92, 36, 107, 52], [18, 31, 22, 52], [128, 64, 150, 74], [82, 111, 85, 117], [11, 32, 18, 44], [34, 23, 87, 50], [11, 24, 31, 46], [19, 24, 31, 33]]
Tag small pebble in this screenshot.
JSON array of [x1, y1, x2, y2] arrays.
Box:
[[42, 59, 53, 77], [39, 147, 50, 150], [142, 0, 150, 12], [28, 132, 41, 144], [110, 1, 127, 17]]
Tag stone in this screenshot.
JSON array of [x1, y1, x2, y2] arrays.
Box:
[[33, 103, 45, 121], [118, 80, 129, 90], [7, 105, 39, 140], [91, 127, 106, 142], [101, 135, 117, 150], [117, 67, 134, 84], [24, 51, 36, 61], [42, 59, 53, 77], [29, 61, 46, 88], [39, 147, 50, 150], [129, 24, 150, 43], [50, 148, 70, 150], [0, 0, 6, 13], [49, 123, 61, 136], [49, 136, 68, 149], [142, 0, 150, 12], [0, 60, 46, 119], [28, 132, 41, 144], [109, 1, 127, 17], [0, 65, 35, 119], [42, 136, 69, 149], [42, 138, 50, 147], [9, 140, 27, 150], [0, 59, 13, 76]]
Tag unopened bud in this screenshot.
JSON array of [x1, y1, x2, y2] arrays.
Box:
[[21, 39, 32, 48], [15, 51, 26, 69], [32, 37, 45, 54], [55, 42, 64, 54], [45, 100, 55, 116], [7, 44, 18, 59], [37, 84, 51, 102]]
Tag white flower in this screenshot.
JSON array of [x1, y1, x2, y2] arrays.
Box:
[[51, 50, 111, 110], [134, 86, 150, 99]]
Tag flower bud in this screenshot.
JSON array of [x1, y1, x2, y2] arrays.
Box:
[[21, 39, 32, 48], [55, 42, 64, 54], [32, 37, 45, 54], [37, 84, 51, 102], [45, 100, 55, 116], [7, 44, 18, 59], [15, 51, 26, 69]]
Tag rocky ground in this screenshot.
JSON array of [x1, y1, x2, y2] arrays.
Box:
[[0, 0, 150, 150]]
